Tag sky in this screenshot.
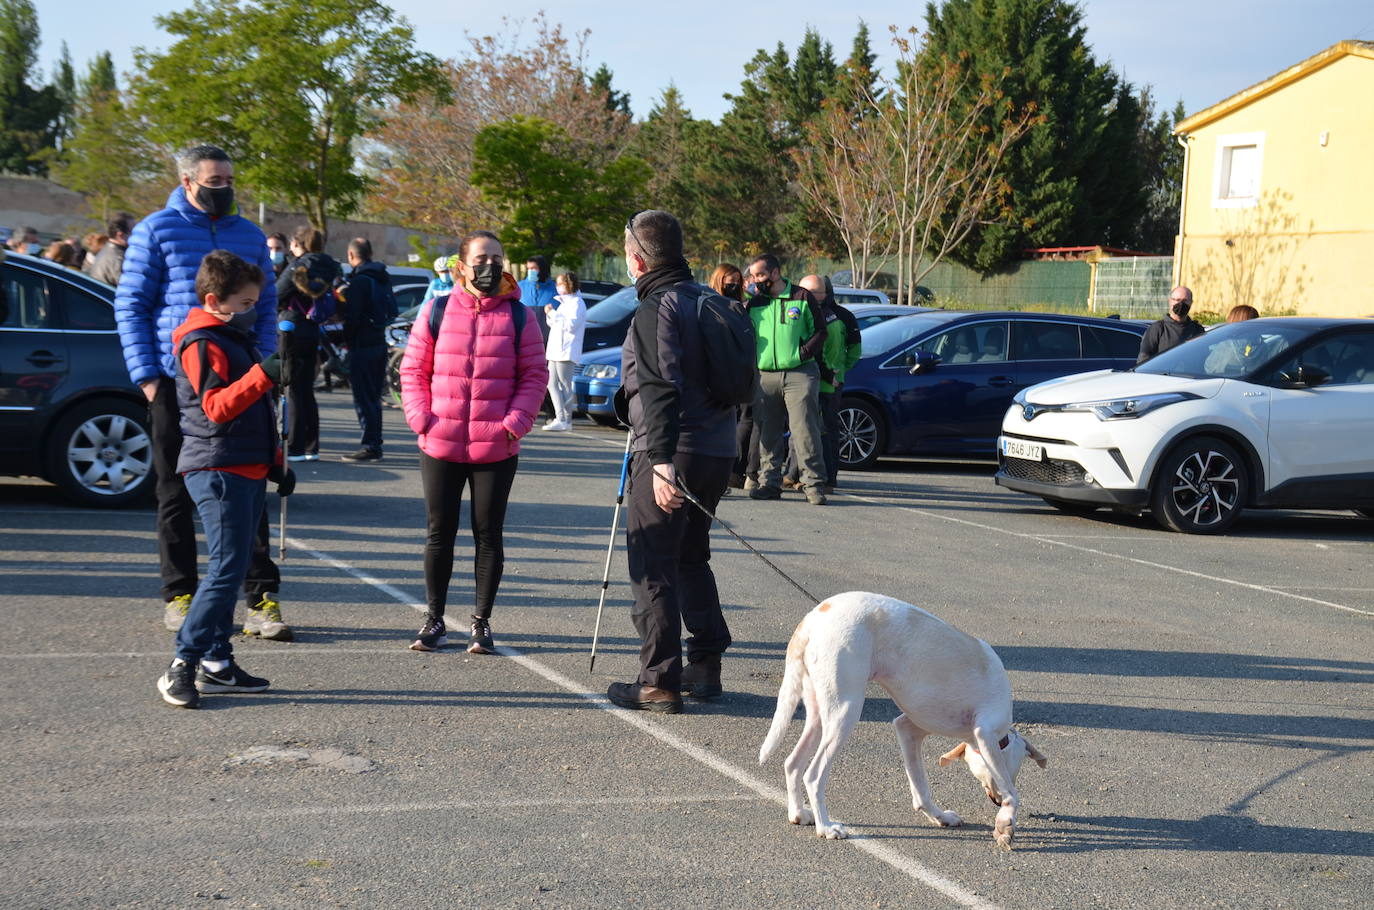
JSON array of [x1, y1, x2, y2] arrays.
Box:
[[33, 0, 1374, 123]]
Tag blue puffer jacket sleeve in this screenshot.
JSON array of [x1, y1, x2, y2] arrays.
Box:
[[115, 214, 169, 387]]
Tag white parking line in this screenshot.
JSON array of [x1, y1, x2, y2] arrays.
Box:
[[841, 493, 1374, 618]]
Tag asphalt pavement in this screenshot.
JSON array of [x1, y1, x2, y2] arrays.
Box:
[[2, 394, 1371, 909]]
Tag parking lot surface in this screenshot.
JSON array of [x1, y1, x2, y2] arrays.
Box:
[[3, 397, 1371, 909]]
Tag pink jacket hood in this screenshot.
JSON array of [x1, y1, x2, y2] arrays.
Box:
[[399, 274, 550, 463]]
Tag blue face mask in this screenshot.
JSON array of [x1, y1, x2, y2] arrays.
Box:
[[270, 251, 286, 266]]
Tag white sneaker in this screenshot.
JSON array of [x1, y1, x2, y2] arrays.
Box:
[[547, 421, 572, 432]]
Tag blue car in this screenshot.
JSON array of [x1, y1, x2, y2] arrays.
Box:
[[836, 311, 1147, 468]]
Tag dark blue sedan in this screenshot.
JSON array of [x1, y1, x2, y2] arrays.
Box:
[[837, 311, 1147, 467]]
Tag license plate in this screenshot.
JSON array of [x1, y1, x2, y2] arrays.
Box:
[[1002, 438, 1044, 461]]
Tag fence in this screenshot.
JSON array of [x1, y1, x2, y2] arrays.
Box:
[[1090, 256, 1174, 317]]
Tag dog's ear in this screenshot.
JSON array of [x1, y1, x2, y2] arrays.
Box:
[[938, 743, 967, 766], [1023, 737, 1048, 769]]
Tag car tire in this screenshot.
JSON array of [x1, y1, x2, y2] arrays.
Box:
[[1044, 497, 1099, 516], [46, 398, 154, 508], [1150, 436, 1247, 534], [386, 348, 405, 405], [837, 398, 885, 470]]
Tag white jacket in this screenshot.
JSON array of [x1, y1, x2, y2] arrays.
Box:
[[545, 292, 587, 362]]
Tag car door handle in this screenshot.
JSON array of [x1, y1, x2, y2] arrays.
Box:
[[988, 376, 1014, 387], [26, 350, 64, 368]]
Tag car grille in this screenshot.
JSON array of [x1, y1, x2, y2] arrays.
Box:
[[573, 363, 586, 376], [1000, 456, 1088, 487]]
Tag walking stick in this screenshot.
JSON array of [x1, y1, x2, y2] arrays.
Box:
[[589, 429, 634, 673], [276, 319, 293, 561]]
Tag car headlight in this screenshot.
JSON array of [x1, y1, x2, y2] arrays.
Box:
[[582, 363, 619, 380], [1062, 391, 1200, 420]]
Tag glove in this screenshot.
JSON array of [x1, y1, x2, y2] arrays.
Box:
[[260, 352, 283, 384], [267, 464, 296, 497]]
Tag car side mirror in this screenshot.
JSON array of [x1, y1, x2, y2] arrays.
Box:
[[906, 351, 940, 375]]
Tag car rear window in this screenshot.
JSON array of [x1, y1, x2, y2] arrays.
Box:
[[1081, 325, 1141, 358]]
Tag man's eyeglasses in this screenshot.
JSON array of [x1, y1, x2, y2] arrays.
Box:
[[625, 210, 646, 253]]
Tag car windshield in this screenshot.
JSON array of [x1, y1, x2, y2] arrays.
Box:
[[859, 312, 959, 357], [1136, 320, 1310, 378], [585, 287, 639, 325]]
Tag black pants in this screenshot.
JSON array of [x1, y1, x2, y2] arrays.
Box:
[[820, 391, 839, 486], [148, 377, 279, 603], [350, 343, 386, 450], [734, 404, 759, 479], [420, 451, 519, 619], [625, 450, 733, 690], [282, 330, 320, 456]]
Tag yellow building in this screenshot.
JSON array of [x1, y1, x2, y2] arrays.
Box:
[[1174, 40, 1374, 318]]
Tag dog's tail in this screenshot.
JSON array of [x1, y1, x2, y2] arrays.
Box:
[[758, 615, 810, 765]]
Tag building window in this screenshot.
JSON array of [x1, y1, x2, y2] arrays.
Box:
[[1212, 132, 1264, 208]]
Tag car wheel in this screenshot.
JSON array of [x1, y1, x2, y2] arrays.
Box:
[[46, 399, 154, 507], [837, 398, 885, 470], [386, 348, 405, 405], [1043, 497, 1099, 516], [590, 413, 623, 428], [1150, 436, 1247, 534]]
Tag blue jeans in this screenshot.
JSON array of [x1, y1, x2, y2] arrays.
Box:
[[350, 343, 386, 450], [175, 470, 266, 663]]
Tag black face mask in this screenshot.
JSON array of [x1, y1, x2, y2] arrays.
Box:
[[227, 309, 256, 332], [194, 183, 235, 218], [1171, 301, 1191, 319], [469, 263, 503, 296]]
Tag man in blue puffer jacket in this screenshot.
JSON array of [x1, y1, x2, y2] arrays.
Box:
[[116, 144, 293, 641]]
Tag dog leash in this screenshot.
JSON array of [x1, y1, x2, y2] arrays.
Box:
[[649, 464, 820, 605]]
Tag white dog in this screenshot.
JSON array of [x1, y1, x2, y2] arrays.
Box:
[[758, 591, 1046, 847]]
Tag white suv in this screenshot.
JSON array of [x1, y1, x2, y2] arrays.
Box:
[[996, 318, 1374, 533]]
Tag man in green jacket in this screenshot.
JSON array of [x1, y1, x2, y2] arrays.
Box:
[[744, 254, 828, 504], [800, 275, 862, 491]]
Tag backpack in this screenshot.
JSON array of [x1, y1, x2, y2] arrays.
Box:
[[354, 271, 398, 328], [426, 294, 527, 362], [682, 283, 758, 407]]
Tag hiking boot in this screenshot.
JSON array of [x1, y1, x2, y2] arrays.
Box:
[[157, 659, 200, 708], [467, 616, 495, 655], [244, 595, 293, 641], [607, 682, 682, 714], [680, 656, 723, 699], [728, 473, 745, 489], [749, 485, 782, 500], [805, 486, 828, 505], [163, 594, 192, 632], [781, 477, 802, 490], [341, 448, 382, 462], [195, 661, 269, 693], [409, 615, 448, 652]]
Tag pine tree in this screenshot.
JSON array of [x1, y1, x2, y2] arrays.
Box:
[[0, 0, 62, 174], [53, 42, 76, 150], [588, 64, 631, 116]]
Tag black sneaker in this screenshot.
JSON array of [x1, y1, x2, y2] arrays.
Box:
[[607, 681, 683, 714], [409, 615, 448, 652], [467, 616, 495, 655], [749, 485, 782, 500], [341, 448, 382, 462], [157, 659, 200, 708], [195, 661, 270, 693]]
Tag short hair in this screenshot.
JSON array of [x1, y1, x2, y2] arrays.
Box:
[[1227, 304, 1260, 322], [82, 232, 108, 252], [624, 210, 683, 269], [196, 249, 264, 304], [175, 145, 231, 180], [749, 253, 781, 276], [526, 255, 550, 281], [267, 231, 287, 247], [107, 214, 133, 237], [293, 225, 324, 252], [348, 237, 372, 261], [458, 230, 501, 262], [708, 263, 743, 300], [45, 241, 77, 266], [556, 271, 579, 292]]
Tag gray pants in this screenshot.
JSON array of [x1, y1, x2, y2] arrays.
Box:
[[547, 360, 576, 423], [756, 362, 825, 490]]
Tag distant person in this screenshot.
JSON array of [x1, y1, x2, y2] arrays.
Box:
[[276, 237, 341, 461], [43, 240, 78, 267], [338, 237, 392, 462], [1227, 304, 1259, 322], [542, 271, 587, 431], [1137, 286, 1205, 364], [421, 255, 454, 307], [266, 232, 290, 277], [710, 264, 757, 490], [79, 232, 108, 274], [799, 275, 860, 493], [156, 251, 292, 708], [518, 255, 557, 309], [88, 214, 133, 286], [399, 230, 548, 655], [114, 144, 288, 641], [1203, 305, 1263, 375], [13, 226, 41, 255]]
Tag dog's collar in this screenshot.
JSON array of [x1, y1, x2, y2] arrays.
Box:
[[969, 735, 1012, 755]]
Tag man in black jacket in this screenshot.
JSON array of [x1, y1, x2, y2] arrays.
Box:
[[1138, 286, 1205, 364], [339, 237, 390, 461], [607, 210, 737, 714]]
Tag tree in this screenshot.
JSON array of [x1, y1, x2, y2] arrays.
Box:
[[53, 42, 76, 151], [470, 116, 649, 266], [630, 85, 706, 234], [132, 0, 446, 234], [0, 0, 62, 174], [924, 0, 1146, 270], [588, 64, 631, 116], [1130, 95, 1186, 254]]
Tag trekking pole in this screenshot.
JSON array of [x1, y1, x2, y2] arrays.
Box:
[[588, 429, 634, 673], [276, 319, 293, 561]]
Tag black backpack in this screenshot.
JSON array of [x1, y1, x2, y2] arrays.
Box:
[[354, 271, 398, 328], [683, 283, 758, 407], [426, 294, 527, 361]]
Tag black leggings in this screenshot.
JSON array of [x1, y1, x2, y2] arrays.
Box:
[[420, 451, 519, 619]]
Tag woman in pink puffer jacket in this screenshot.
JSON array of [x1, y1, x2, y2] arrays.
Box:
[[399, 230, 549, 655]]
